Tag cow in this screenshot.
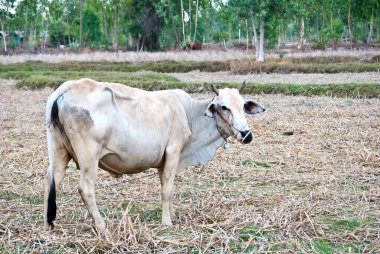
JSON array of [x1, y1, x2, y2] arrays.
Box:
[[43, 78, 265, 234]]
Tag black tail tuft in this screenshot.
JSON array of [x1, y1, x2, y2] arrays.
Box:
[[47, 178, 57, 229], [51, 98, 64, 133]]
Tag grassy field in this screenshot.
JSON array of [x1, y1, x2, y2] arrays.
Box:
[[1, 59, 380, 98], [0, 79, 379, 253], [0, 50, 379, 253], [1, 56, 379, 75], [1, 49, 379, 64]]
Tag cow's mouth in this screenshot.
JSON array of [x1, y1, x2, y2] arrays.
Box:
[[239, 130, 253, 144]]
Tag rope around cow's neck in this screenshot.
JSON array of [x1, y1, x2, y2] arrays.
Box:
[[214, 109, 252, 149]]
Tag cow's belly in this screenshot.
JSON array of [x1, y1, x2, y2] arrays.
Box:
[[99, 153, 164, 175], [98, 142, 166, 175]]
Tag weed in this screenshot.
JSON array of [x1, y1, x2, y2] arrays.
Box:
[[314, 239, 334, 254], [254, 161, 271, 169], [333, 219, 360, 230], [140, 206, 162, 222]]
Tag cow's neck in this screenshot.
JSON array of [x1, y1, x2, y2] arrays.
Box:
[[178, 98, 225, 170]]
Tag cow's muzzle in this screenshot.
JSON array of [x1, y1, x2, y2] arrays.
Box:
[[240, 130, 253, 144]]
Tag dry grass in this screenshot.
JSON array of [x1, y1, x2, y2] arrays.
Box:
[[1, 49, 379, 65], [0, 79, 379, 253], [0, 50, 252, 64], [170, 71, 380, 84], [273, 49, 380, 60]]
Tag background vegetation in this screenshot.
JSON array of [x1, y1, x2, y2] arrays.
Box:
[[0, 0, 379, 58]]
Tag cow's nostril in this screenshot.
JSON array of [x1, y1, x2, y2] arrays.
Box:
[[240, 130, 253, 144]]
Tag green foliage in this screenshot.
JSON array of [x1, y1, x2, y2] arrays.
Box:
[[319, 18, 344, 46], [333, 219, 360, 230], [1, 0, 379, 53], [82, 7, 103, 48], [69, 41, 79, 52], [49, 20, 70, 47]]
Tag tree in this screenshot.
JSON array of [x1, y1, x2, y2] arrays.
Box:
[[0, 0, 17, 52], [49, 20, 70, 47], [82, 6, 102, 47], [355, 0, 379, 44]]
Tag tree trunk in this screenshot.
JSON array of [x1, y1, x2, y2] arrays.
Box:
[[229, 22, 231, 41], [80, 0, 83, 47], [102, 7, 107, 39], [297, 17, 304, 50], [1, 13, 7, 52], [112, 3, 119, 50], [180, 0, 185, 45], [367, 8, 374, 44], [277, 22, 282, 49], [193, 0, 199, 42], [347, 0, 352, 46], [245, 19, 249, 51], [257, 17, 265, 62], [251, 15, 258, 51], [188, 0, 191, 41], [322, 8, 325, 30], [330, 11, 333, 33], [140, 7, 161, 51]]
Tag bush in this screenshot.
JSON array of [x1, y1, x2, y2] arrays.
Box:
[[321, 19, 344, 47], [49, 20, 70, 47], [70, 41, 79, 52]]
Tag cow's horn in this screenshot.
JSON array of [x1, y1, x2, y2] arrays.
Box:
[[211, 84, 219, 95], [237, 81, 246, 92]]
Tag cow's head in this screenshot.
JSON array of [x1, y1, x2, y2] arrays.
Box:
[[204, 82, 265, 144]]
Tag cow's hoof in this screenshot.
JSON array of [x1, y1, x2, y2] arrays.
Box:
[[161, 220, 173, 226], [95, 221, 106, 235]]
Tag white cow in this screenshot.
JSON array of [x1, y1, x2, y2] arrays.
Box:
[[44, 78, 265, 234]]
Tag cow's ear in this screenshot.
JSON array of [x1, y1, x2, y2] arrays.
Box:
[[244, 100, 266, 114], [204, 102, 217, 118]]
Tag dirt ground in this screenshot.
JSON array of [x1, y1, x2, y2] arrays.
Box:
[[0, 79, 379, 253], [170, 71, 380, 84]]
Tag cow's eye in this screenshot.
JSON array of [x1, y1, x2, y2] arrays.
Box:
[[221, 105, 229, 111]]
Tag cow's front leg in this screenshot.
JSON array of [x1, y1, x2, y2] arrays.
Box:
[[160, 148, 180, 226], [78, 161, 106, 234], [158, 168, 176, 219]]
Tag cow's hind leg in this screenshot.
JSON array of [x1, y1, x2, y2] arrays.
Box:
[[73, 141, 106, 234], [44, 134, 71, 230]]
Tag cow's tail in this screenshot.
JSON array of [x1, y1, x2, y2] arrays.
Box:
[[47, 94, 77, 229], [46, 98, 60, 229], [47, 175, 57, 229]]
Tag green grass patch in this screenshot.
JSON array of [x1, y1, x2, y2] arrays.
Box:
[[302, 239, 366, 254], [241, 82, 380, 98], [0, 60, 230, 73], [3, 71, 181, 90], [239, 226, 265, 240], [314, 239, 334, 254], [140, 206, 162, 222], [318, 216, 376, 233], [1, 61, 380, 98], [217, 177, 242, 187], [230, 60, 380, 74], [240, 159, 271, 169], [241, 159, 254, 167], [253, 161, 271, 169], [1, 59, 379, 74], [333, 219, 361, 230], [1, 191, 43, 205]]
